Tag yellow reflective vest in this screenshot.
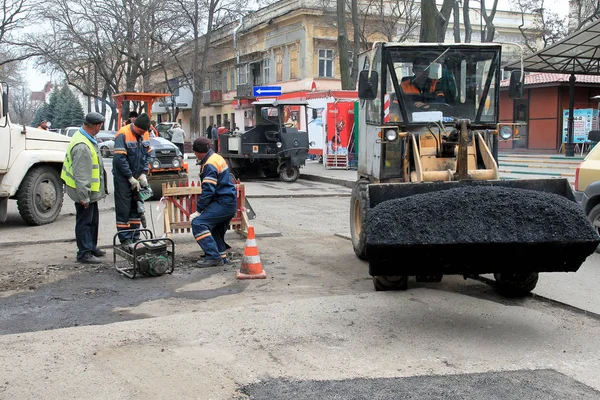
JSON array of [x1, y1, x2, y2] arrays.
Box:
[[61, 130, 100, 192]]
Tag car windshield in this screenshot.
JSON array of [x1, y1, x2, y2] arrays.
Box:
[[385, 46, 499, 125]]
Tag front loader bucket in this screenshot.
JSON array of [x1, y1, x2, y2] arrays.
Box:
[[366, 179, 600, 277]]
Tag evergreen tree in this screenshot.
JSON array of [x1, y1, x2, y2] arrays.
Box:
[[45, 87, 62, 127], [31, 103, 49, 127], [66, 95, 85, 127], [54, 85, 72, 129]]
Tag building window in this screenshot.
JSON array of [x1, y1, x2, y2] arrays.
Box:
[[217, 114, 222, 126], [263, 58, 270, 84], [202, 116, 207, 134], [276, 50, 283, 82], [238, 64, 247, 85], [222, 69, 228, 91], [214, 71, 221, 90], [290, 45, 299, 80], [230, 66, 236, 88], [318, 49, 334, 78]]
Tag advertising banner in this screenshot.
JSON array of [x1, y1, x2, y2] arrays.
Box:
[[562, 108, 596, 143], [326, 101, 355, 155]]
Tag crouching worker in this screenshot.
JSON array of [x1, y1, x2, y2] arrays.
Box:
[[190, 137, 238, 267]]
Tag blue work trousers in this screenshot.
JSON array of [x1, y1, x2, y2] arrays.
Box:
[[192, 196, 237, 261], [75, 201, 99, 260], [114, 175, 142, 242]]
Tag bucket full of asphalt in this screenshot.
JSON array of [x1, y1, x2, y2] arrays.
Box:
[[366, 179, 600, 276]]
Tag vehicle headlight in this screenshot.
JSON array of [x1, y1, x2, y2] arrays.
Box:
[[385, 129, 398, 142], [499, 126, 513, 140], [172, 158, 181, 168], [276, 142, 282, 148], [152, 159, 161, 169]]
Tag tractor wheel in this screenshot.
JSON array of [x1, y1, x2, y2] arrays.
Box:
[[586, 204, 600, 253], [279, 166, 300, 182], [493, 272, 539, 298], [373, 276, 408, 291], [350, 179, 369, 260], [16, 166, 64, 225]]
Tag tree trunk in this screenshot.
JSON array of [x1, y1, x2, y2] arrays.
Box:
[[453, 1, 461, 42], [350, 0, 360, 88], [337, 0, 351, 89], [463, 0, 472, 43], [420, 0, 454, 42]]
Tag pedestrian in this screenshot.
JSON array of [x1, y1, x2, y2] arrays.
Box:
[[61, 112, 108, 264], [125, 111, 138, 126], [37, 120, 49, 130], [189, 137, 238, 267], [112, 112, 152, 249], [211, 125, 218, 150], [170, 123, 185, 154], [205, 124, 213, 139]]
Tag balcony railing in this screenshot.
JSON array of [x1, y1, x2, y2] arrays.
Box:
[[236, 84, 254, 99], [202, 90, 222, 105]]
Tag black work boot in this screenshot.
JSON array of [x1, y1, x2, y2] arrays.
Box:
[[196, 258, 223, 268], [121, 239, 134, 252], [93, 248, 107, 257], [79, 253, 102, 264]]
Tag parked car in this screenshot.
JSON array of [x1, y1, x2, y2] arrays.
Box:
[[63, 127, 79, 137], [155, 122, 177, 141], [99, 139, 115, 158], [96, 130, 116, 143], [575, 135, 600, 252]]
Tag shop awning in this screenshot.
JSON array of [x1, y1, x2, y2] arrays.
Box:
[[505, 20, 600, 75]]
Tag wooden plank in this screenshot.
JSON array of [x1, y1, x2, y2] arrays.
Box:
[[163, 187, 203, 196]]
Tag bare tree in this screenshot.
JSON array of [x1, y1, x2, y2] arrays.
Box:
[[10, 84, 37, 125], [337, 0, 352, 89], [569, 0, 600, 32], [515, 0, 567, 53], [463, 0, 472, 43], [480, 0, 499, 42]]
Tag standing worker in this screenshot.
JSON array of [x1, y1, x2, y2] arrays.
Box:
[[125, 111, 138, 125], [37, 120, 49, 130], [61, 112, 108, 264], [189, 137, 238, 267], [211, 124, 219, 150], [112, 112, 153, 249], [170, 123, 185, 154]]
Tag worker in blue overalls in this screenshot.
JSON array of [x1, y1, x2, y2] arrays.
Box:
[[112, 112, 152, 248], [189, 137, 238, 267]]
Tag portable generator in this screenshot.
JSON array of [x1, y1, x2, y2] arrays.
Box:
[[112, 188, 175, 279]]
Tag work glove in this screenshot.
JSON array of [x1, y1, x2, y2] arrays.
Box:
[[189, 211, 201, 221], [128, 176, 141, 192], [138, 174, 148, 188]]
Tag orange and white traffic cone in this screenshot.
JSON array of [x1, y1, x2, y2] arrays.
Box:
[[236, 226, 267, 280]]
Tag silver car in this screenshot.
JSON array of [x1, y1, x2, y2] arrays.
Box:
[[99, 139, 115, 158]]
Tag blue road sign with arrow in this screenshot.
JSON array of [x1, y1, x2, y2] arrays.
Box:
[[253, 86, 282, 96]]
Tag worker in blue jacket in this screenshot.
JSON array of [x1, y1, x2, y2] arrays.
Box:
[[112, 113, 153, 248], [189, 137, 238, 267]]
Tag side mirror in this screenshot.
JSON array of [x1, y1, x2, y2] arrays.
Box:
[[509, 70, 524, 99], [358, 70, 378, 100], [1, 83, 7, 118], [312, 108, 318, 120]]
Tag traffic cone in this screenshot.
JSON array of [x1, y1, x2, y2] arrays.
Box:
[[236, 226, 267, 280]]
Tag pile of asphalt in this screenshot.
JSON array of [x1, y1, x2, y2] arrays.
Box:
[[367, 186, 599, 246]]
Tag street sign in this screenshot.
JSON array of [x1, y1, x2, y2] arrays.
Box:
[[253, 86, 282, 96]]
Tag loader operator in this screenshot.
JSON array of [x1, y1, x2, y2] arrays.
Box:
[[401, 57, 446, 110], [189, 137, 238, 267], [112, 112, 153, 249]]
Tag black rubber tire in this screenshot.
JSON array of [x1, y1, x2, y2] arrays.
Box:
[[373, 276, 408, 291], [493, 272, 539, 298], [587, 203, 600, 254], [279, 166, 300, 182], [350, 179, 369, 260], [16, 166, 64, 225], [100, 146, 111, 158], [226, 158, 242, 179]]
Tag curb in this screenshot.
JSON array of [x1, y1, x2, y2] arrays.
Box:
[[299, 174, 355, 188]]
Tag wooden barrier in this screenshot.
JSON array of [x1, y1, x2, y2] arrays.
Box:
[[162, 179, 249, 238]]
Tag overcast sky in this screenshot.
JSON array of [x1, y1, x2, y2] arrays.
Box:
[[24, 0, 569, 92]]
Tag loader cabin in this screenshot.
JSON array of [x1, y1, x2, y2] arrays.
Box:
[[356, 43, 523, 182]]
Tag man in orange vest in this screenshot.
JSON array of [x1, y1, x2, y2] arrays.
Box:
[[112, 113, 153, 249], [400, 57, 446, 110]]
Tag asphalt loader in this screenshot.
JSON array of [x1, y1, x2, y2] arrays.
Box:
[[350, 43, 600, 296]]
